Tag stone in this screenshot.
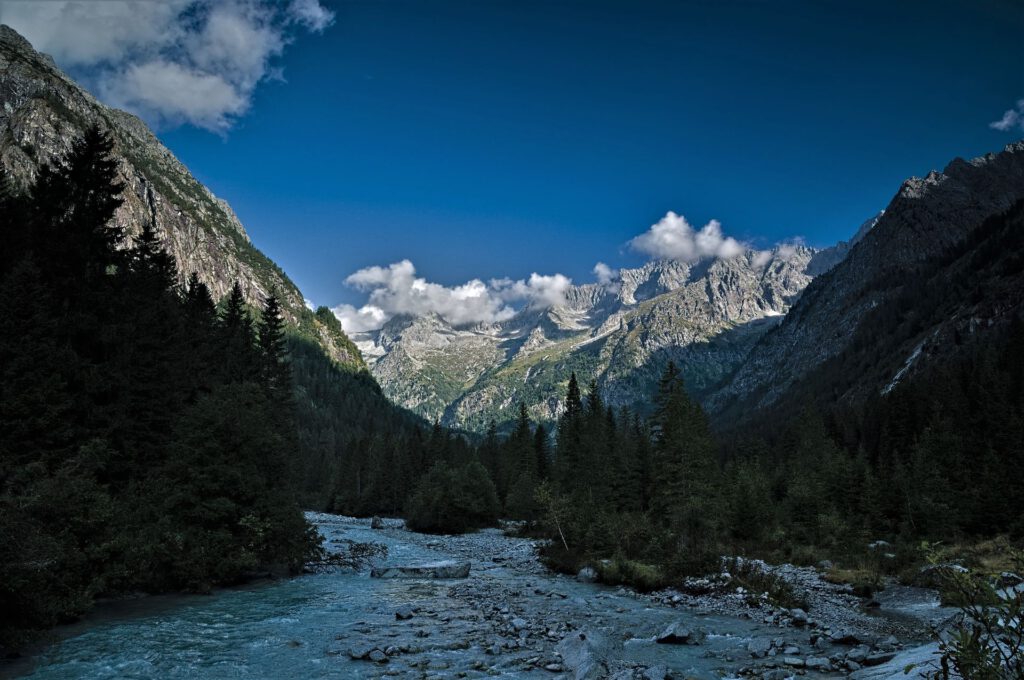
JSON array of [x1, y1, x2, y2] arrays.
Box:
[[805, 656, 831, 671], [576, 566, 599, 583], [783, 657, 805, 667], [370, 516, 384, 529], [998, 571, 1023, 587], [370, 561, 471, 579], [762, 671, 790, 680], [655, 621, 699, 645], [830, 629, 860, 645], [642, 665, 669, 680], [863, 651, 898, 666], [748, 638, 772, 658], [368, 649, 387, 663], [790, 608, 808, 626], [511, 617, 528, 631], [395, 605, 415, 620], [347, 644, 376, 660], [554, 630, 607, 680], [783, 645, 800, 655]]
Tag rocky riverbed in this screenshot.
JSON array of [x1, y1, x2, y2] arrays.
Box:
[[7, 513, 959, 679]]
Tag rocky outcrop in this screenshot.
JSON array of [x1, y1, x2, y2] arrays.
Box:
[[0, 25, 362, 367]]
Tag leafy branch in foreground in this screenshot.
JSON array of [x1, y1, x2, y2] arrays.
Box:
[[923, 544, 1023, 680], [306, 541, 388, 572]]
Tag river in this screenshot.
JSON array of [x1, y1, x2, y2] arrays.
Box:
[[4, 513, 955, 679]]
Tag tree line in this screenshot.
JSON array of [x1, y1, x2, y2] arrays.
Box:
[[0, 128, 320, 650]]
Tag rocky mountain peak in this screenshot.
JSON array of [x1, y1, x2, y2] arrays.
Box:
[[708, 140, 1024, 418], [0, 25, 362, 367]]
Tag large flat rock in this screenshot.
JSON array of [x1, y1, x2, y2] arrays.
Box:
[[370, 560, 471, 579]]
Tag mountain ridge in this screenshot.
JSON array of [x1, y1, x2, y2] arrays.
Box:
[[355, 243, 830, 430], [707, 140, 1024, 420], [0, 24, 363, 368]]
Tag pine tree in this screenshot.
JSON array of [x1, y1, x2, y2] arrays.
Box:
[[258, 292, 291, 399], [220, 281, 258, 382], [533, 422, 550, 480]]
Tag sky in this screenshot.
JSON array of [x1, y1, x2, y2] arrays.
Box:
[[2, 0, 1023, 331]]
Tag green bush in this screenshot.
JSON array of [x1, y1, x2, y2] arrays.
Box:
[[597, 557, 669, 592], [405, 462, 500, 534]]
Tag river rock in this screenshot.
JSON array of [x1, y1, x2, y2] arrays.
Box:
[[998, 571, 1022, 587], [555, 630, 607, 679], [655, 621, 700, 645], [348, 643, 379, 660], [790, 608, 809, 626], [783, 656, 805, 667], [748, 638, 772, 657], [806, 656, 831, 671], [642, 665, 669, 680], [576, 566, 598, 583], [830, 629, 860, 645], [370, 561, 471, 579], [370, 516, 384, 529], [863, 651, 898, 666], [395, 605, 415, 620]]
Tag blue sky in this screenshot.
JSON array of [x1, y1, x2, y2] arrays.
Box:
[[6, 0, 1023, 322]]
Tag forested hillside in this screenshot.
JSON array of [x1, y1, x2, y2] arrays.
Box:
[[0, 128, 323, 649]]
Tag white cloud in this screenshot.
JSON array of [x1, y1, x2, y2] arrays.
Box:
[[990, 99, 1024, 133], [593, 262, 618, 285], [491, 273, 573, 308], [751, 250, 773, 268], [287, 0, 335, 32], [332, 260, 574, 333], [99, 60, 248, 132], [593, 261, 621, 293], [0, 0, 334, 133], [628, 211, 744, 262]]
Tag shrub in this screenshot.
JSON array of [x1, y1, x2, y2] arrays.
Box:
[[406, 462, 500, 534], [597, 557, 669, 592], [922, 546, 1023, 679]]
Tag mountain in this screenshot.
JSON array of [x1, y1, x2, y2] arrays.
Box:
[[708, 141, 1024, 422], [354, 245, 827, 430], [0, 25, 361, 367]]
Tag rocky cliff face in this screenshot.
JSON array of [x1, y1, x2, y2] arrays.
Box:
[[708, 141, 1024, 419], [0, 25, 362, 367], [354, 246, 822, 430]]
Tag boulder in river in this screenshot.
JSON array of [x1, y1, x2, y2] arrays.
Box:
[[555, 630, 607, 680], [370, 561, 471, 579], [370, 516, 384, 529], [576, 566, 598, 583], [747, 638, 772, 657], [655, 621, 702, 645]]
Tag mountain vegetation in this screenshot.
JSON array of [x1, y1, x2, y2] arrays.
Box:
[[0, 127, 324, 650]]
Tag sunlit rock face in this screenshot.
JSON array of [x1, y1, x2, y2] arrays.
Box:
[[0, 25, 362, 367], [356, 246, 821, 430]]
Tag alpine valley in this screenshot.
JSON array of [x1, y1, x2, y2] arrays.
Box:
[[2, 12, 1024, 680], [356, 138, 1024, 433]]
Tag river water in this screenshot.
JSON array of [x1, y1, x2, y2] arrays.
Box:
[[5, 514, 948, 679]]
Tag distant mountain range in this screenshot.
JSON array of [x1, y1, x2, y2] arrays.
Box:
[[5, 22, 1021, 436], [352, 240, 850, 430], [356, 140, 1024, 431]]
